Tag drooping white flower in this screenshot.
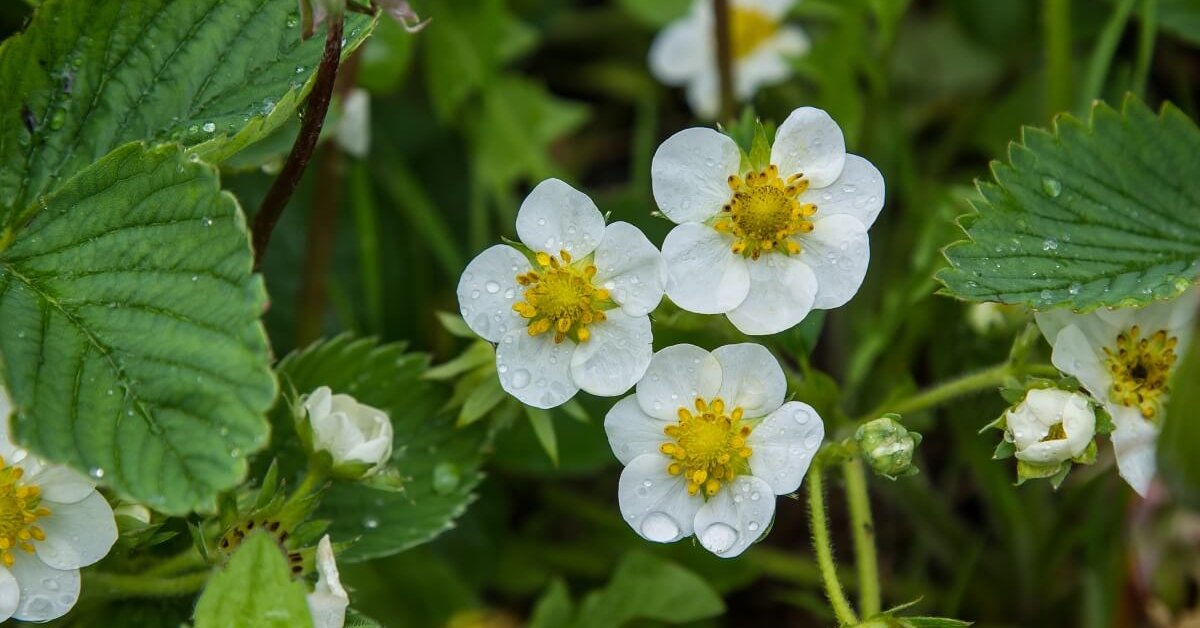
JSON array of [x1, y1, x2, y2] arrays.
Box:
[[651, 107, 883, 335], [0, 388, 118, 623], [1005, 389, 1096, 465], [649, 0, 809, 119], [458, 179, 667, 409], [1035, 290, 1199, 495], [604, 343, 824, 558], [306, 535, 349, 628], [303, 386, 393, 478]]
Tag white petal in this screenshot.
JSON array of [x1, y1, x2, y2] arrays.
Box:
[[307, 536, 349, 628], [0, 567, 16, 622], [801, 154, 885, 228], [1033, 309, 1075, 346], [27, 465, 94, 505], [1049, 325, 1111, 402], [9, 553, 79, 622], [648, 17, 705, 85], [515, 178, 606, 258], [593, 222, 667, 317], [746, 401, 824, 494], [570, 310, 653, 398], [726, 254, 818, 335], [604, 395, 671, 465], [457, 245, 528, 342], [1108, 404, 1159, 497], [711, 344, 787, 418], [651, 128, 740, 224], [771, 107, 846, 188], [662, 223, 750, 314], [798, 214, 870, 309], [734, 27, 809, 99], [334, 88, 371, 158], [494, 329, 579, 409], [617, 453, 703, 543], [693, 475, 776, 558], [35, 492, 117, 571], [684, 69, 722, 121], [636, 344, 723, 421], [1011, 389, 1095, 463]]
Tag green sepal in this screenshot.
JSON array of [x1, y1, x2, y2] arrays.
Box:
[[1094, 404, 1115, 435], [189, 520, 211, 563], [254, 460, 283, 512], [289, 519, 333, 549], [1072, 440, 1098, 466], [1015, 459, 1068, 485], [747, 121, 773, 171], [993, 440, 1016, 460]]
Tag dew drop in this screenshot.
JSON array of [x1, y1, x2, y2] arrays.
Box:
[[88, 467, 105, 479], [1041, 177, 1062, 197], [510, 369, 532, 389], [747, 520, 760, 532], [201, 121, 216, 133], [639, 512, 679, 542], [699, 523, 738, 553], [485, 281, 500, 294], [41, 577, 59, 591], [362, 517, 379, 529]]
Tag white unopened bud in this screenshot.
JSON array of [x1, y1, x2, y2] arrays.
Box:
[[302, 386, 393, 479], [1006, 388, 1095, 464]]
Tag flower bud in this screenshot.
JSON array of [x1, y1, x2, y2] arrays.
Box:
[[1005, 388, 1095, 465], [301, 386, 393, 479], [855, 416, 921, 479]]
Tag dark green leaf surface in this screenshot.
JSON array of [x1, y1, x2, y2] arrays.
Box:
[[0, 0, 374, 218], [270, 335, 488, 563], [0, 143, 275, 514], [938, 97, 1200, 310], [193, 531, 314, 628], [572, 551, 725, 628]]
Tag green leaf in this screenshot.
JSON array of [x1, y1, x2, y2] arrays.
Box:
[[526, 406, 559, 466], [193, 531, 314, 628], [1158, 0, 1200, 45], [0, 0, 375, 217], [1158, 324, 1200, 507], [572, 551, 725, 628], [614, 0, 691, 26], [528, 579, 574, 628], [457, 375, 506, 427], [938, 96, 1200, 310], [0, 143, 275, 514], [899, 618, 973, 628], [269, 335, 488, 562]]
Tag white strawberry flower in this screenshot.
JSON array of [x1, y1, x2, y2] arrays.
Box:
[[1035, 289, 1199, 495], [1005, 389, 1096, 465], [649, 0, 809, 119], [458, 179, 667, 409], [306, 535, 349, 628], [0, 388, 118, 623], [302, 386, 393, 478], [604, 343, 824, 558], [651, 107, 883, 335]]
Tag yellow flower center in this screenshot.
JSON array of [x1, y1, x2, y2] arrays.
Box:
[[659, 397, 753, 497], [0, 457, 50, 567], [512, 249, 612, 344], [712, 165, 816, 260], [730, 8, 779, 60], [1040, 422, 1067, 442], [1103, 325, 1178, 420]]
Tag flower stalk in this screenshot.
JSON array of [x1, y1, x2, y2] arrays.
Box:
[[711, 0, 736, 122], [807, 463, 858, 626], [842, 458, 880, 617]]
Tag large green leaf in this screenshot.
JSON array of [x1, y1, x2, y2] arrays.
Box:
[[0, 143, 275, 514], [193, 531, 314, 628], [270, 335, 488, 563], [938, 97, 1200, 310], [572, 551, 725, 628], [0, 0, 374, 218]]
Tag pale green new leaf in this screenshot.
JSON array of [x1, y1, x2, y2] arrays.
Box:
[[0, 0, 374, 218], [270, 335, 488, 563], [938, 96, 1200, 310], [193, 532, 314, 628], [0, 143, 275, 514]]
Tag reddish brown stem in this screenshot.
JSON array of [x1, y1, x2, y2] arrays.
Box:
[[712, 0, 736, 123], [251, 16, 345, 270]]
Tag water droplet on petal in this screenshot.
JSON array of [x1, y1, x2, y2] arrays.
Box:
[[699, 523, 738, 553], [640, 512, 679, 542], [485, 281, 500, 293]]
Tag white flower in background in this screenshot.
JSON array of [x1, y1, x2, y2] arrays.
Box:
[[649, 0, 809, 119], [0, 388, 118, 622], [306, 535, 349, 628], [333, 88, 371, 159], [651, 107, 883, 335], [458, 179, 667, 409], [604, 343, 824, 558], [303, 386, 393, 478], [1005, 389, 1096, 465], [1035, 289, 1199, 495]]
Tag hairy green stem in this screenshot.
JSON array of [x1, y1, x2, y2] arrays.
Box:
[[808, 465, 859, 626], [857, 362, 1058, 424], [86, 569, 211, 600], [843, 458, 880, 617]]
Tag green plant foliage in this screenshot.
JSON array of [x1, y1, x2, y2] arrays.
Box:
[[270, 335, 488, 563], [0, 142, 275, 514], [1158, 328, 1200, 507], [193, 531, 314, 628], [938, 96, 1200, 310], [0, 0, 374, 218]]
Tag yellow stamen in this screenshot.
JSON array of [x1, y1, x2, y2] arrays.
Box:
[[1103, 325, 1179, 421], [511, 251, 615, 344], [658, 396, 755, 498], [715, 165, 815, 261]]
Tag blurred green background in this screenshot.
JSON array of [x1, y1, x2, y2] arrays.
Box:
[[6, 0, 1200, 625]]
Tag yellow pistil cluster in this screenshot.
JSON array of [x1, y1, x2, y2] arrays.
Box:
[[512, 249, 611, 344], [0, 456, 49, 567], [712, 165, 816, 260], [660, 397, 753, 497], [1103, 325, 1178, 420], [730, 8, 778, 59], [1040, 422, 1067, 442]]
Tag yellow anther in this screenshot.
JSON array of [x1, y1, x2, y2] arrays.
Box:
[[577, 326, 590, 342], [512, 250, 614, 344], [1104, 324, 1179, 421], [0, 459, 51, 561], [659, 397, 754, 499], [692, 469, 708, 484], [705, 479, 722, 496], [536, 252, 551, 266], [715, 165, 814, 260]]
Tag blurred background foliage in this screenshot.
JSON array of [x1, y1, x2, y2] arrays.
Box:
[[5, 0, 1200, 626]]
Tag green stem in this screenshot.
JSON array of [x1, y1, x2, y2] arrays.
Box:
[[843, 458, 880, 617], [1043, 0, 1072, 116], [808, 464, 859, 626], [857, 362, 1059, 424], [86, 569, 210, 600], [712, 0, 735, 122], [1080, 0, 1137, 111], [143, 546, 208, 577], [1132, 0, 1157, 96]]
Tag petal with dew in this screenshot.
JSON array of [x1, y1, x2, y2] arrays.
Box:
[[515, 179, 606, 258], [618, 453, 703, 543], [10, 553, 79, 622], [798, 214, 870, 309], [747, 401, 824, 494], [693, 475, 776, 558], [711, 344, 787, 419], [34, 492, 117, 571], [458, 245, 529, 343], [662, 223, 750, 315], [570, 310, 654, 398], [636, 344, 723, 421], [801, 154, 885, 228], [771, 107, 846, 188], [605, 395, 672, 466], [494, 329, 579, 409], [594, 222, 667, 317], [726, 254, 818, 335], [652, 128, 741, 224]]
